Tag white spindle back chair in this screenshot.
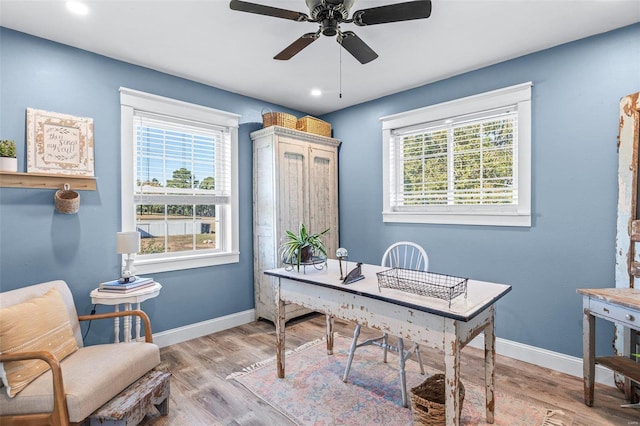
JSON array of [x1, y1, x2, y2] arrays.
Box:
[[342, 241, 427, 407]]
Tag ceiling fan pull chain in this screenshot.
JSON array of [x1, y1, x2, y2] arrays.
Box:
[[339, 44, 342, 99]]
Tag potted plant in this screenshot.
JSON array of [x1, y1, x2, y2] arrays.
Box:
[[0, 140, 17, 172], [279, 223, 329, 271]]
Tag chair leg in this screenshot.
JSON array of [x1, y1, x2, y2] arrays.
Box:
[[415, 344, 425, 375], [382, 333, 389, 363], [343, 324, 361, 382], [398, 338, 408, 407]]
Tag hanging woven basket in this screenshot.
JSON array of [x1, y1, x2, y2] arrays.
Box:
[[54, 184, 80, 214]]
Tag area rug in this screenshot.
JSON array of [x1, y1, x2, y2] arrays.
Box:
[[227, 335, 569, 425]]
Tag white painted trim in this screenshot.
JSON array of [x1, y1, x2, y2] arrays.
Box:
[[381, 82, 532, 227], [119, 87, 240, 273], [152, 309, 255, 348], [467, 334, 616, 387], [119, 87, 240, 127]]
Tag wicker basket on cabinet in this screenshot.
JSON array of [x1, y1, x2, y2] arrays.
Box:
[[296, 116, 331, 137], [262, 111, 297, 130]]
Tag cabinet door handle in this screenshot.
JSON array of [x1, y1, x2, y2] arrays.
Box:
[[625, 314, 635, 321], [603, 307, 610, 313]]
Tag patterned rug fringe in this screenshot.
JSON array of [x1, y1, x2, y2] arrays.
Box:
[[541, 409, 565, 426], [226, 337, 326, 380]]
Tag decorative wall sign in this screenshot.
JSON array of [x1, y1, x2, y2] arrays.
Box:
[[26, 108, 94, 176]]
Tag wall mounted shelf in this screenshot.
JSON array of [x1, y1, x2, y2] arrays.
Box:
[[0, 172, 97, 190]]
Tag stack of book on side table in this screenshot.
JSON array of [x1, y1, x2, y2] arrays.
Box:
[[98, 277, 155, 293]]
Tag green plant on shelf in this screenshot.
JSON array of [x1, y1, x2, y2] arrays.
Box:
[[0, 140, 16, 158]]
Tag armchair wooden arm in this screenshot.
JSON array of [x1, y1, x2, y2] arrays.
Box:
[[0, 351, 69, 426], [78, 310, 154, 343]]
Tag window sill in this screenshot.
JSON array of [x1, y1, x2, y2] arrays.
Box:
[[382, 211, 531, 227], [133, 251, 240, 274]]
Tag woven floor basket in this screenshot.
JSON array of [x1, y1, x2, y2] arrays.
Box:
[[410, 374, 465, 425], [262, 111, 297, 129]]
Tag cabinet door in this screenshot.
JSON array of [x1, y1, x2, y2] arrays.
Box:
[[308, 143, 338, 258], [277, 141, 309, 248]]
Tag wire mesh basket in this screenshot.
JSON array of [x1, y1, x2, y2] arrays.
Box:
[[377, 268, 468, 307]]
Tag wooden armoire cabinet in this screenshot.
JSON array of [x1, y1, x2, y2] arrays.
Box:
[[251, 125, 340, 322]]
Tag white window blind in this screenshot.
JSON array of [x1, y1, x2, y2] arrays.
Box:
[[391, 106, 517, 210], [133, 112, 231, 206]]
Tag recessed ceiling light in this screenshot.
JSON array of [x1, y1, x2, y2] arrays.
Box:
[[310, 89, 322, 97], [66, 1, 89, 16]]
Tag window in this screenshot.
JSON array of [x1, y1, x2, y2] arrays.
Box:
[[120, 88, 240, 273], [381, 82, 532, 227]]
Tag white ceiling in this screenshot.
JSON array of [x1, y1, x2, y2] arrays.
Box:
[[1, 0, 639, 115]]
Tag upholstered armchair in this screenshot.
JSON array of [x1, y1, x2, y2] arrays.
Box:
[[0, 280, 162, 426]]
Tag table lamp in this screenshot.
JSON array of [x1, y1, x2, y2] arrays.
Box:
[[117, 231, 141, 283]]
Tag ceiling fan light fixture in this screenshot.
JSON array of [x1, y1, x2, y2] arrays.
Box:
[[321, 18, 339, 36]]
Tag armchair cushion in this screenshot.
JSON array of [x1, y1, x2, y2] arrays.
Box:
[[0, 341, 160, 422], [0, 288, 78, 397]]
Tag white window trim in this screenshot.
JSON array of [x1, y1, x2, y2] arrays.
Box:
[[120, 87, 240, 274], [381, 82, 532, 227]]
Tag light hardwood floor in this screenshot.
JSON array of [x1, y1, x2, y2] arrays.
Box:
[[142, 313, 638, 425]]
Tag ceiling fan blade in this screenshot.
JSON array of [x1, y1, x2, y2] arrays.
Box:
[[274, 33, 320, 60], [230, 0, 308, 22], [353, 0, 432, 26], [337, 31, 378, 64]]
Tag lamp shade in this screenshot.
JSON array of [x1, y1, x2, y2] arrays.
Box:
[[117, 231, 141, 254]]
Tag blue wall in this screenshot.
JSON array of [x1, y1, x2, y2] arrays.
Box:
[[2, 24, 639, 357], [0, 27, 304, 345], [323, 23, 640, 357]]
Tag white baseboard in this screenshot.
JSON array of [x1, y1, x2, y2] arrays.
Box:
[[152, 310, 616, 388], [152, 309, 255, 348], [467, 335, 616, 387]]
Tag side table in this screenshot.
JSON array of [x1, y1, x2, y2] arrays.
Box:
[[577, 288, 640, 406], [90, 282, 162, 343]]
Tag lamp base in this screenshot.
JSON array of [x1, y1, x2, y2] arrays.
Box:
[[119, 255, 136, 283]]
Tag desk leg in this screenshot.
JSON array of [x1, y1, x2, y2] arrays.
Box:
[[484, 306, 496, 424], [114, 305, 120, 343], [275, 279, 286, 379], [326, 314, 334, 355], [583, 303, 595, 406], [444, 321, 461, 426], [398, 338, 408, 408]]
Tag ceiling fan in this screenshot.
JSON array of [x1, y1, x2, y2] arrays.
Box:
[[230, 0, 432, 64]]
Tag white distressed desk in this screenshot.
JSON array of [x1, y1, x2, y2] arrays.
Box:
[[90, 283, 162, 343], [577, 288, 640, 406], [265, 260, 511, 426]]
